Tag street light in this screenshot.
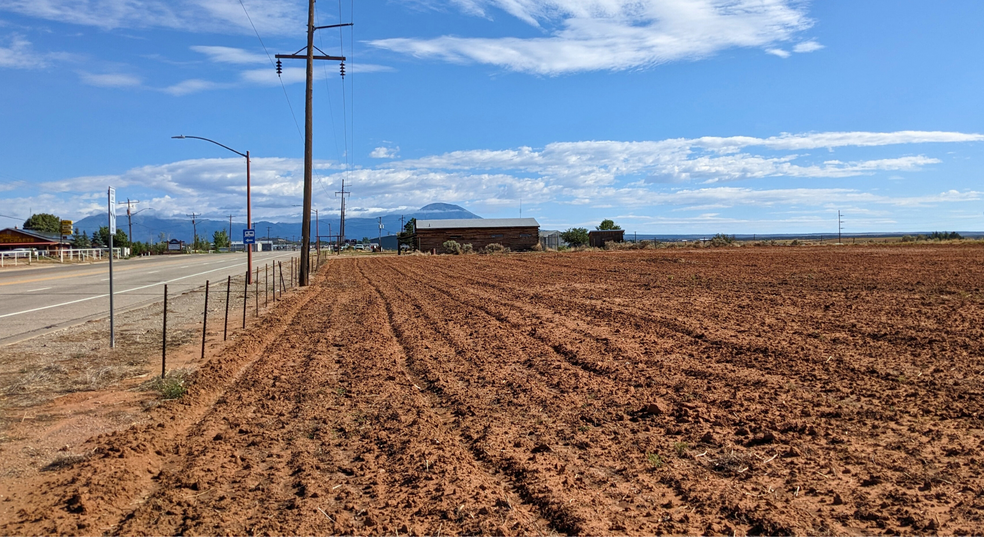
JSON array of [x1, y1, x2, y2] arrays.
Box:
[[172, 135, 253, 283]]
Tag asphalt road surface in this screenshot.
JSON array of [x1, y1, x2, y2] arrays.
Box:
[[0, 251, 300, 345]]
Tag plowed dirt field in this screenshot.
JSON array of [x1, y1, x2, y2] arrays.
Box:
[[2, 246, 983, 535]]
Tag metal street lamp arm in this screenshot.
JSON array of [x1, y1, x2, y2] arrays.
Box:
[[171, 135, 247, 159]]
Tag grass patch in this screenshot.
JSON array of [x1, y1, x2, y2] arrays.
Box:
[[647, 452, 664, 468], [142, 370, 190, 400]]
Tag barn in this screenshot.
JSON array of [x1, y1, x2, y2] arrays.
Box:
[[414, 218, 540, 253]]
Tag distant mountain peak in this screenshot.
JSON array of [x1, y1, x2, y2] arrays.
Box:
[[419, 203, 469, 212], [416, 203, 480, 219]]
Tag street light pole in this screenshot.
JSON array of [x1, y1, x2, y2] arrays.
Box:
[[172, 135, 252, 284]]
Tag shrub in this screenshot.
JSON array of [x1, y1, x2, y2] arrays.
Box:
[[789, 240, 801, 246], [647, 452, 664, 468], [145, 371, 189, 400], [443, 240, 462, 254], [484, 243, 509, 254], [901, 235, 915, 243], [461, 243, 474, 254], [531, 242, 543, 252], [709, 234, 735, 247]]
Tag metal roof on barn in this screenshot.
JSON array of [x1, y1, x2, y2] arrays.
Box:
[[415, 218, 539, 230]]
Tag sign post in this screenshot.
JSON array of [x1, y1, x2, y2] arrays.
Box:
[[243, 228, 255, 248], [108, 187, 116, 348]]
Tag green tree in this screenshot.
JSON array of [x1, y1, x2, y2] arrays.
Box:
[[23, 213, 62, 233], [560, 227, 590, 247], [397, 218, 417, 251], [212, 229, 230, 249], [193, 235, 211, 251], [94, 226, 128, 248], [71, 230, 91, 248], [596, 219, 621, 230]]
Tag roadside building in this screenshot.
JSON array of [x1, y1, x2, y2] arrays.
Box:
[[0, 227, 69, 252], [588, 229, 624, 248], [414, 218, 540, 253]]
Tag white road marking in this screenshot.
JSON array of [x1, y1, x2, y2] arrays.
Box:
[[147, 270, 159, 274], [0, 253, 295, 320], [100, 278, 109, 281], [25, 287, 52, 293]]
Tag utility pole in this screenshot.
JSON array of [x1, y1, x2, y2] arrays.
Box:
[[377, 217, 383, 251], [399, 215, 405, 255], [335, 179, 350, 251], [276, 2, 349, 286], [188, 213, 199, 250], [315, 208, 320, 255], [228, 214, 234, 246], [838, 210, 843, 243], [125, 199, 139, 247]]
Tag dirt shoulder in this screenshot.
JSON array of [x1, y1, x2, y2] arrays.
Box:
[[2, 246, 983, 535]]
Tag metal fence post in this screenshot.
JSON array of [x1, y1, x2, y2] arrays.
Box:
[[162, 284, 168, 378], [224, 275, 231, 341], [242, 271, 248, 329], [201, 280, 209, 360]]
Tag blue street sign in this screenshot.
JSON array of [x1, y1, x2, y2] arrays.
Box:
[[243, 229, 256, 244]]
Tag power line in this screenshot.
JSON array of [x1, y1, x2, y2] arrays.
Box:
[[238, 0, 303, 141]]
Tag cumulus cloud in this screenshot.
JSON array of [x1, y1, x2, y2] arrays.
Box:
[[766, 48, 790, 58], [372, 0, 815, 74], [22, 129, 980, 223], [370, 146, 400, 159]]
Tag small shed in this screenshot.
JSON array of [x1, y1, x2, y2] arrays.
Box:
[[589, 229, 624, 248], [415, 218, 540, 253]]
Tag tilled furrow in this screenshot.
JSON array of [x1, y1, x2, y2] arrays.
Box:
[[369, 258, 694, 535]]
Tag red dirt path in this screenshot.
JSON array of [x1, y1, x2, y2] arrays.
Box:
[[2, 246, 983, 535]]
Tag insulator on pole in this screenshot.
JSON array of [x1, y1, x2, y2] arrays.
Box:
[[339, 61, 345, 78], [276, 59, 282, 76]]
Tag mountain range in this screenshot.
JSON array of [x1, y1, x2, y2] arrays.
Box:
[[73, 203, 480, 244]]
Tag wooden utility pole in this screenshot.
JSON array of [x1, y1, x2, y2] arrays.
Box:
[[276, 2, 349, 286], [188, 213, 199, 249], [126, 199, 139, 247], [336, 179, 350, 251]]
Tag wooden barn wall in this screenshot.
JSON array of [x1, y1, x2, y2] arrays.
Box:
[[417, 226, 539, 253], [588, 230, 624, 248]]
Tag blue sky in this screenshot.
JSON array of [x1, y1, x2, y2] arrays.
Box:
[[1, 0, 983, 235]]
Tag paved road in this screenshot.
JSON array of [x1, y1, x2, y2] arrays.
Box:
[[0, 251, 300, 345]]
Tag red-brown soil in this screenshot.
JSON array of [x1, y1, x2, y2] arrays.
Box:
[[2, 246, 983, 535]]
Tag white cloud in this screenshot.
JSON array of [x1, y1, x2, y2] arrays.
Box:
[[0, 0, 305, 36], [372, 0, 815, 74], [78, 71, 141, 87], [0, 34, 44, 68], [793, 40, 824, 53], [191, 45, 267, 64], [766, 48, 790, 59], [162, 78, 224, 96], [17, 130, 984, 224], [370, 146, 400, 159]]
